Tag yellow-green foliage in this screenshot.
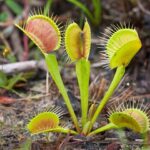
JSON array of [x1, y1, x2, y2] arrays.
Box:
[[65, 20, 91, 61], [106, 28, 141, 69], [16, 11, 148, 137], [109, 108, 149, 133], [27, 112, 59, 134]]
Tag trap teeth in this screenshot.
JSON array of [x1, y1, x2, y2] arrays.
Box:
[[109, 108, 150, 133], [65, 20, 91, 61], [15, 14, 61, 54], [100, 25, 142, 69], [27, 112, 60, 134]]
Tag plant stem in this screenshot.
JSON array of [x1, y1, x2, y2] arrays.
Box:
[[51, 127, 78, 135], [45, 54, 80, 132], [89, 66, 125, 132], [88, 123, 117, 136], [76, 58, 90, 127], [82, 121, 91, 135]]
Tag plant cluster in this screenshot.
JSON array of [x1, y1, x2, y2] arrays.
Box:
[[15, 10, 150, 142]]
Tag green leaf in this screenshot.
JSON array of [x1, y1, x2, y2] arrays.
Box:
[[16, 139, 32, 150], [5, 0, 23, 15], [67, 0, 101, 26], [92, 0, 102, 25], [0, 12, 8, 22], [67, 0, 94, 23], [6, 73, 26, 90], [88, 123, 118, 136], [89, 66, 125, 132], [0, 71, 8, 87], [45, 54, 80, 132], [6, 54, 17, 63], [44, 0, 53, 15], [76, 58, 90, 126]]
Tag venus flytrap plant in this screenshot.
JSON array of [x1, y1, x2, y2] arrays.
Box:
[[87, 25, 142, 132], [15, 9, 150, 143], [15, 12, 80, 132], [65, 20, 91, 127]]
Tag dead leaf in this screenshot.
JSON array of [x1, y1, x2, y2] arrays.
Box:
[[0, 96, 16, 105]]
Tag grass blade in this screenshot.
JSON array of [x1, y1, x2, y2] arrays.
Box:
[[5, 0, 22, 15], [67, 0, 94, 23], [92, 0, 102, 25]]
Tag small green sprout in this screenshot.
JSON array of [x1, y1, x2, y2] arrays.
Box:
[[15, 9, 149, 144]]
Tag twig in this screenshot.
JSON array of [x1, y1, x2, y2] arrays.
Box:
[[0, 33, 11, 50], [23, 35, 29, 60], [57, 135, 73, 150], [16, 93, 51, 101], [137, 0, 150, 16], [0, 60, 46, 74], [130, 93, 150, 100], [46, 70, 49, 94]]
